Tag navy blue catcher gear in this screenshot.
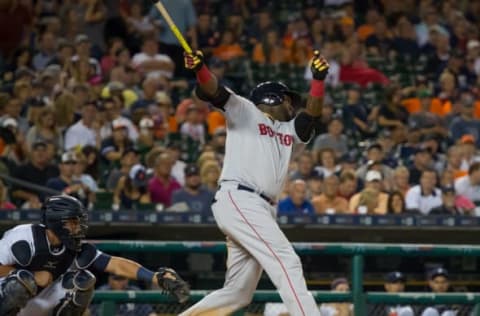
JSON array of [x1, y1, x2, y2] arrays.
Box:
[[41, 195, 88, 252], [0, 270, 37, 316], [249, 81, 303, 109]]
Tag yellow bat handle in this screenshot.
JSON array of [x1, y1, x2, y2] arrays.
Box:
[[154, 1, 193, 53]]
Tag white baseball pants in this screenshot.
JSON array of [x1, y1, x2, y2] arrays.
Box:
[[179, 183, 320, 316]]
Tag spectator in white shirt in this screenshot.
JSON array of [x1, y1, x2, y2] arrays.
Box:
[[64, 101, 100, 151], [132, 35, 175, 79], [454, 161, 480, 204], [405, 169, 442, 215]]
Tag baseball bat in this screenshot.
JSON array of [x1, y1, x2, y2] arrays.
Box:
[[153, 0, 193, 53]]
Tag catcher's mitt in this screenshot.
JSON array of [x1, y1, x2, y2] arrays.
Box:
[[156, 267, 190, 303]]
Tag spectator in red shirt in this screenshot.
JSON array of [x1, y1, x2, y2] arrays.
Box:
[[148, 152, 181, 207]]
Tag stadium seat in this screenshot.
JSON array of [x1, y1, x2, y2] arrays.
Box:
[[95, 191, 114, 210]]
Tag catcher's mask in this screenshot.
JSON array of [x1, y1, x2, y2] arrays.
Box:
[[249, 81, 303, 110], [42, 195, 88, 252]]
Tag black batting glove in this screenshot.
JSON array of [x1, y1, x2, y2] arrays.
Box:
[[310, 50, 329, 80]]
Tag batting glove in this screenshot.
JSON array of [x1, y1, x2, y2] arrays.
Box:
[[184, 50, 205, 72], [310, 50, 329, 80]]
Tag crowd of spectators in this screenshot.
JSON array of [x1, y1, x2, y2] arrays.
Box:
[[1, 0, 480, 218]]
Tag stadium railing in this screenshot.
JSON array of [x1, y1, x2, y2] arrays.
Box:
[[91, 241, 480, 316]]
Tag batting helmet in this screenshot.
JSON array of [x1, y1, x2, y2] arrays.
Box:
[[250, 81, 303, 109]]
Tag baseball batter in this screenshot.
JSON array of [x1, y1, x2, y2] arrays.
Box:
[[180, 50, 329, 316]]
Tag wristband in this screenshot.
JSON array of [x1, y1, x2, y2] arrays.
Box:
[[136, 266, 155, 284], [309, 80, 324, 97], [196, 65, 212, 84]]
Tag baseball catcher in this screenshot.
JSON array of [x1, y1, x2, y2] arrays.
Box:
[[0, 195, 189, 316]]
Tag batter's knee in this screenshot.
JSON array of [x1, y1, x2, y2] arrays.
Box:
[[0, 270, 37, 316], [53, 270, 96, 316]]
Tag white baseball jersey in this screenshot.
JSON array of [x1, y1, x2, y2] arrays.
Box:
[[219, 93, 304, 199]]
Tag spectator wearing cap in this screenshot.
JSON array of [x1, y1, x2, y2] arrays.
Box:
[[312, 175, 349, 214], [148, 152, 181, 208], [32, 31, 57, 71], [136, 117, 155, 155], [179, 103, 207, 145], [90, 274, 157, 316], [449, 92, 480, 147], [25, 106, 63, 157], [64, 101, 100, 151], [132, 35, 175, 80], [11, 141, 59, 208], [421, 268, 458, 316], [430, 186, 475, 215], [71, 34, 101, 76], [1, 96, 29, 135], [112, 164, 151, 211], [278, 180, 314, 215], [408, 146, 433, 185], [46, 152, 91, 206], [99, 98, 139, 142], [356, 143, 394, 184], [106, 148, 140, 192], [460, 136, 480, 175], [454, 162, 480, 205], [290, 152, 316, 181], [405, 169, 442, 215], [444, 145, 467, 180], [312, 117, 348, 157], [371, 271, 414, 316], [349, 170, 389, 214], [319, 278, 353, 316], [100, 118, 134, 165], [342, 83, 375, 140], [171, 164, 214, 213], [73, 152, 98, 197]]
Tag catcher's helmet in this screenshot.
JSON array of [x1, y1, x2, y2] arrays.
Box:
[[42, 195, 88, 252], [250, 81, 302, 109]]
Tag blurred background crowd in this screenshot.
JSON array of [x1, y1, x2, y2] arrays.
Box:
[[1, 0, 480, 219]]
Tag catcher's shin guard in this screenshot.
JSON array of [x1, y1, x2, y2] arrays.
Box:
[[0, 270, 37, 316], [53, 270, 95, 316]]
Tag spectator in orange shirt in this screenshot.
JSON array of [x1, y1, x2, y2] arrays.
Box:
[[312, 175, 349, 214], [357, 8, 380, 41], [252, 28, 287, 65], [212, 30, 246, 61], [445, 145, 467, 179]]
